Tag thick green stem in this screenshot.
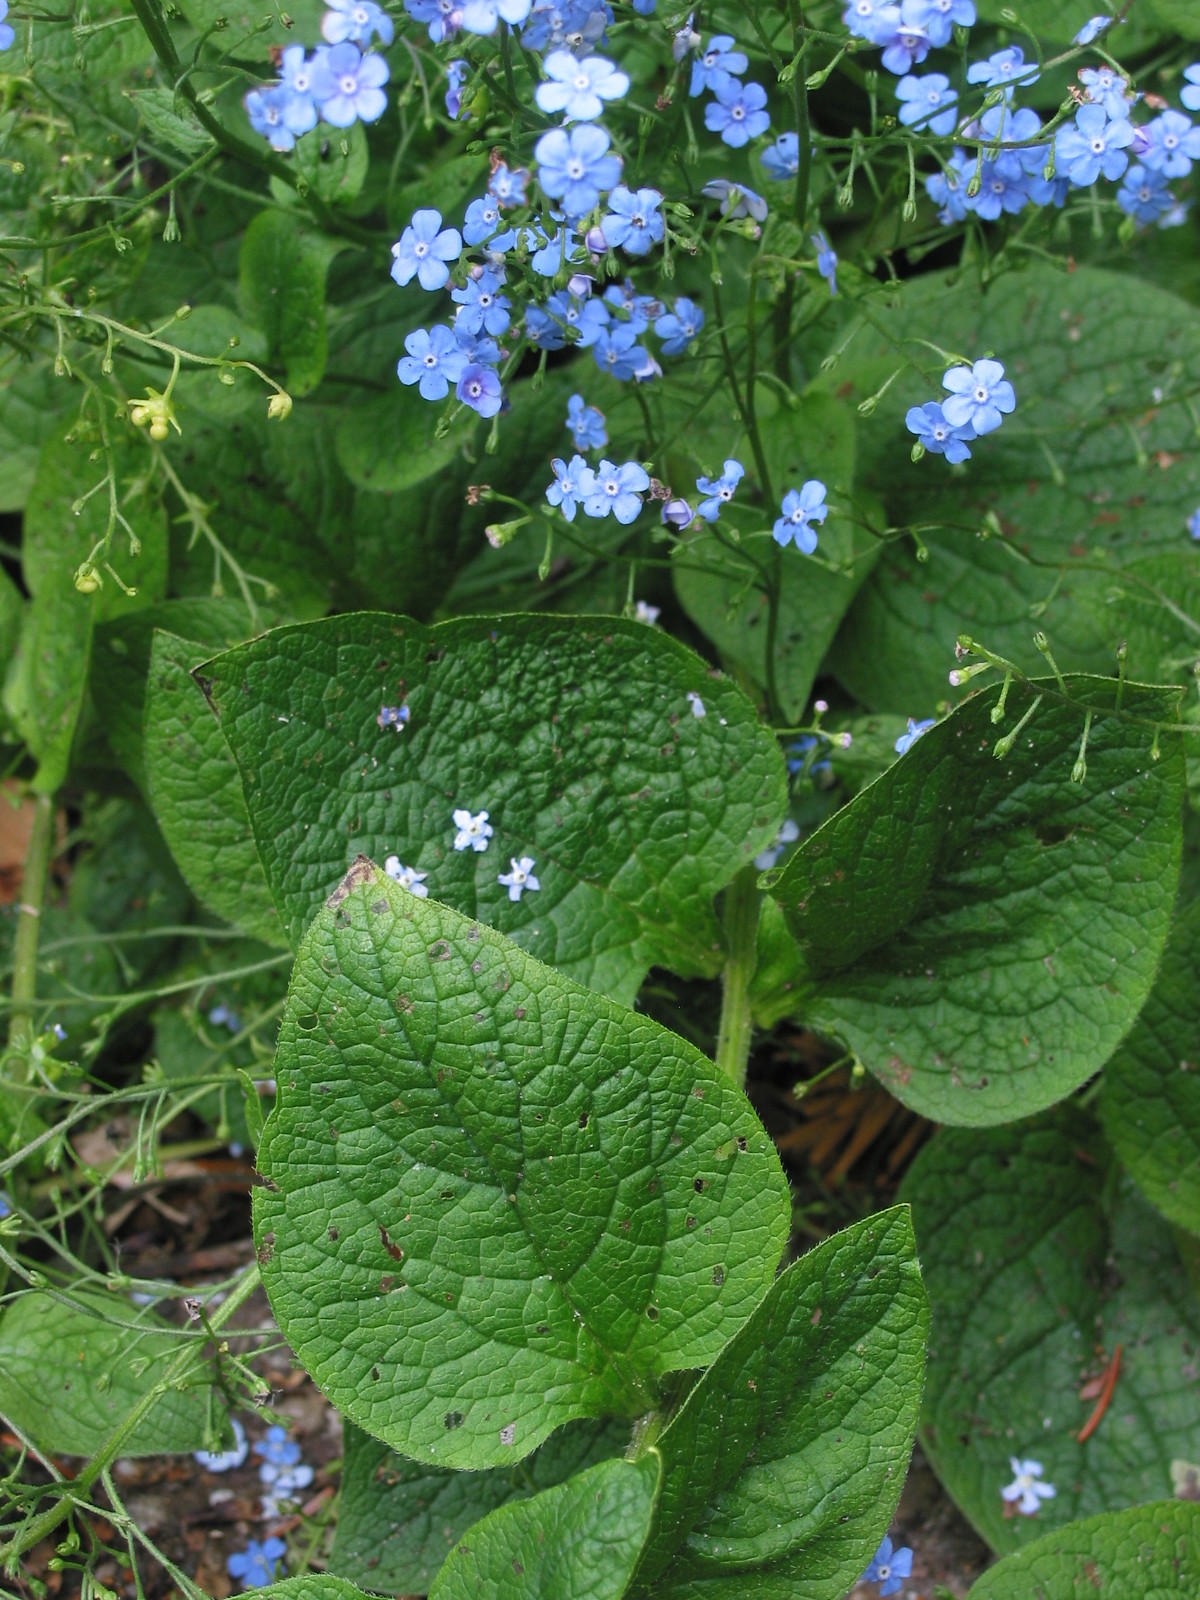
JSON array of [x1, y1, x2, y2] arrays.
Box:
[[0, 1264, 262, 1570], [8, 792, 54, 1069], [714, 865, 762, 1089]]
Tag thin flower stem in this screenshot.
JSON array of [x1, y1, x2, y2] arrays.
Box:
[[714, 864, 761, 1089]]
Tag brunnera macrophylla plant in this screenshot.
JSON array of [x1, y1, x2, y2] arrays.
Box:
[[1, 0, 1200, 1597]]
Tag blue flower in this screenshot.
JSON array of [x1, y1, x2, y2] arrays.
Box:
[[861, 1535, 914, 1597], [1054, 104, 1133, 186], [0, 0, 12, 51], [457, 364, 503, 417], [967, 46, 1038, 93], [689, 34, 748, 97], [812, 231, 838, 294], [208, 1003, 241, 1032], [695, 459, 744, 522], [445, 59, 468, 119], [654, 297, 705, 354], [702, 179, 769, 220], [244, 84, 313, 152], [895, 717, 934, 755], [454, 327, 502, 367], [535, 124, 622, 216], [547, 287, 610, 345], [1183, 65, 1200, 113], [521, 0, 608, 53], [459, 0, 533, 35], [452, 808, 494, 851], [583, 459, 650, 524], [1001, 1457, 1057, 1515], [397, 326, 467, 400], [786, 735, 831, 776], [391, 209, 462, 291], [922, 0, 975, 47], [759, 131, 800, 180], [276, 46, 323, 136], [1140, 111, 1200, 178], [1079, 65, 1132, 120], [926, 151, 972, 223], [705, 78, 770, 147], [315, 42, 389, 127], [842, 0, 902, 43], [377, 703, 411, 730], [524, 306, 567, 349], [488, 162, 529, 206], [754, 818, 801, 870], [228, 1537, 286, 1589], [896, 72, 958, 135], [879, 13, 932, 77], [942, 359, 1015, 435], [403, 0, 463, 43], [322, 0, 394, 46], [600, 186, 664, 255], [566, 393, 607, 451], [603, 279, 662, 331], [463, 195, 503, 246], [906, 401, 974, 463], [1188, 507, 1200, 540], [536, 49, 629, 120], [1117, 164, 1175, 224], [592, 323, 650, 380], [546, 455, 596, 520], [498, 856, 540, 901], [384, 857, 429, 896], [451, 269, 511, 336], [254, 1425, 302, 1469], [1074, 14, 1113, 45], [195, 1417, 249, 1473], [773, 482, 828, 553], [661, 498, 695, 528]]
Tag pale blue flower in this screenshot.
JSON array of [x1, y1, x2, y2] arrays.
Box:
[[322, 0, 394, 46], [452, 809, 494, 851], [498, 856, 540, 901], [227, 1538, 286, 1588], [536, 50, 629, 120], [942, 359, 1015, 435], [1001, 1457, 1056, 1515], [391, 209, 462, 291], [384, 857, 429, 896], [695, 459, 744, 522], [895, 72, 958, 134], [397, 326, 467, 399], [316, 41, 389, 127], [546, 454, 596, 520], [583, 459, 650, 523], [773, 481, 828, 553], [860, 1536, 914, 1597], [705, 78, 770, 148], [535, 124, 622, 215]]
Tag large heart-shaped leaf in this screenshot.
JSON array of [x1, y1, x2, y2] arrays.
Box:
[[965, 1501, 1200, 1600], [767, 676, 1183, 1125], [900, 1112, 1200, 1554], [254, 861, 791, 1471], [201, 612, 787, 1003], [631, 1207, 927, 1599]]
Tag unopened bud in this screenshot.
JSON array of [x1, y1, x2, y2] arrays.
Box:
[[174, 304, 192, 320], [267, 391, 292, 420], [74, 563, 102, 594], [948, 661, 991, 687], [219, 369, 236, 386], [149, 419, 169, 441]]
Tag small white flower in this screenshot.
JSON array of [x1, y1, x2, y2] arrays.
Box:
[[384, 855, 429, 897], [686, 691, 707, 719], [194, 1417, 249, 1473], [498, 856, 540, 901], [753, 818, 801, 871], [452, 808, 494, 852], [1001, 1457, 1056, 1515], [633, 600, 660, 625]]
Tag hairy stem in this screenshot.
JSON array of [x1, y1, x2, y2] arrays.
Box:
[[8, 792, 55, 1070], [714, 864, 762, 1089]]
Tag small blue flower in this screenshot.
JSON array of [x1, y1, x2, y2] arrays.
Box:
[[967, 46, 1038, 93], [227, 1537, 286, 1589], [535, 124, 622, 216], [522, 0, 607, 53], [600, 186, 664, 256], [208, 1003, 242, 1032], [705, 78, 770, 148], [402, 0, 461, 43], [689, 34, 748, 97], [942, 359, 1015, 436], [315, 41, 389, 127], [323, 0, 395, 46], [1187, 507, 1200, 540], [1117, 163, 1175, 224], [498, 856, 540, 901], [0, 0, 13, 51], [546, 454, 596, 520], [754, 818, 801, 870], [786, 735, 831, 776], [926, 151, 972, 223], [454, 327, 502, 367], [244, 84, 312, 152], [536, 49, 629, 120], [922, 0, 975, 48], [812, 231, 838, 295], [384, 857, 429, 896], [547, 288, 609, 346], [896, 72, 958, 135], [1074, 14, 1113, 45], [463, 195, 503, 246], [655, 298, 705, 354], [583, 459, 650, 524], [452, 808, 493, 851], [276, 46, 323, 136], [906, 401, 974, 463], [879, 16, 932, 78], [702, 179, 769, 220], [528, 222, 583, 277], [759, 131, 800, 181], [524, 306, 567, 349], [1079, 66, 1132, 120], [566, 393, 607, 451], [254, 1425, 301, 1469], [456, 364, 503, 417], [603, 279, 661, 331], [773, 482, 828, 553], [843, 0, 903, 43], [459, 0, 532, 35], [895, 718, 934, 755], [661, 498, 694, 528], [860, 1535, 914, 1597], [397, 326, 468, 400], [377, 703, 411, 730], [445, 59, 468, 119], [451, 269, 511, 337], [195, 1417, 249, 1472], [592, 323, 650, 380], [695, 459, 745, 522], [488, 162, 529, 207], [1140, 110, 1200, 178], [391, 209, 462, 291], [1055, 104, 1133, 186]]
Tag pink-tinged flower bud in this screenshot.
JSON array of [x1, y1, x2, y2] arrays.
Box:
[[662, 498, 694, 528]]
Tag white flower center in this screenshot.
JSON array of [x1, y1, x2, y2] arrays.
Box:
[[413, 240, 428, 256], [974, 384, 989, 402], [295, 71, 310, 90], [605, 479, 619, 494], [566, 158, 585, 178], [340, 74, 358, 94], [353, 4, 369, 20], [731, 104, 745, 119], [574, 73, 590, 89], [1164, 132, 1178, 148], [1090, 137, 1105, 153], [878, 1566, 891, 1580]]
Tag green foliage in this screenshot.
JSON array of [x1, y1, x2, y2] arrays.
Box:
[[964, 1501, 1200, 1599], [768, 676, 1183, 1124], [254, 860, 790, 1469], [238, 213, 344, 397]]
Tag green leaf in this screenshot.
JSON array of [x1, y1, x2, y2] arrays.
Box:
[[128, 86, 211, 155], [201, 612, 787, 1001], [1098, 898, 1200, 1235], [900, 1112, 1200, 1554], [828, 266, 1200, 712], [975, 0, 1170, 45], [673, 396, 878, 721], [144, 630, 285, 947], [332, 1417, 629, 1594], [254, 861, 790, 1470], [965, 1500, 1200, 1600], [284, 121, 370, 208], [768, 676, 1183, 1125], [630, 1207, 926, 1600], [0, 364, 67, 513], [238, 212, 342, 397], [0, 1289, 227, 1457], [335, 387, 465, 494], [428, 1455, 661, 1600], [257, 1581, 378, 1600]]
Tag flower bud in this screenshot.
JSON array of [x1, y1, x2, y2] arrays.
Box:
[[267, 391, 293, 421], [74, 563, 102, 594]]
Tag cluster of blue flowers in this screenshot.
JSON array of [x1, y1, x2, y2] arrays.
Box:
[[688, 33, 771, 149], [244, 0, 392, 151], [843, 0, 976, 74], [382, 803, 542, 904], [905, 357, 1016, 466]]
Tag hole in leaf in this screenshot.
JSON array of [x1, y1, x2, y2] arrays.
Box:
[[712, 1265, 725, 1287], [297, 1014, 319, 1031], [444, 1412, 465, 1430], [646, 1305, 659, 1321]]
